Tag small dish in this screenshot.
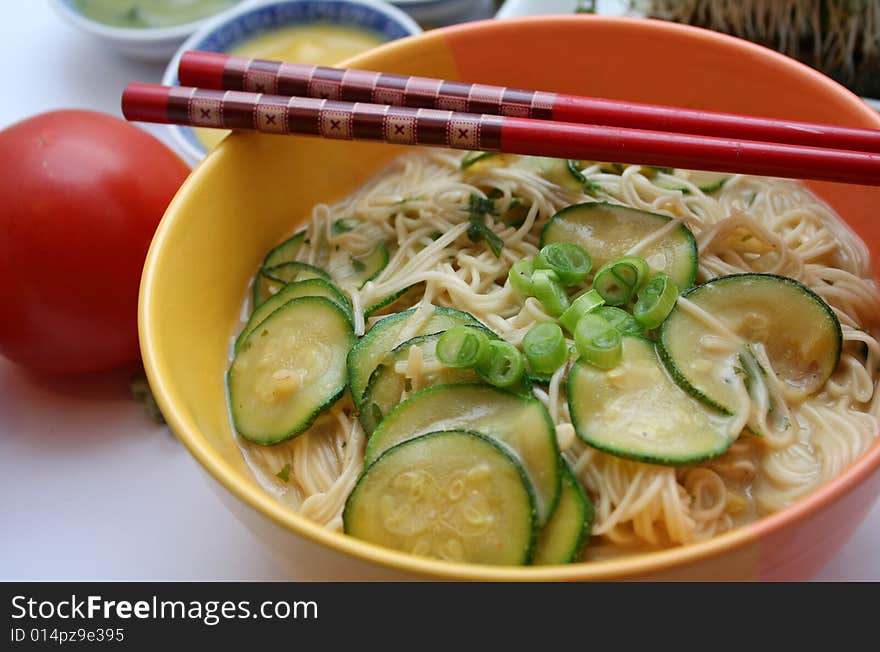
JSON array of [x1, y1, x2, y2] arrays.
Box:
[[48, 0, 247, 62], [161, 0, 422, 165]]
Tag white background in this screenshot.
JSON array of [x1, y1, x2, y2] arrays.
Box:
[[1, 1, 878, 581]]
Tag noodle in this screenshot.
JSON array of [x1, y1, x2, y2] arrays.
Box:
[[235, 149, 880, 556]]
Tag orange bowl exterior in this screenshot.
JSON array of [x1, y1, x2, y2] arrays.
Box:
[[140, 16, 880, 580]]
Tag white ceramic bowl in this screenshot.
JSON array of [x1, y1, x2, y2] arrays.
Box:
[[48, 0, 252, 62], [161, 0, 422, 165]]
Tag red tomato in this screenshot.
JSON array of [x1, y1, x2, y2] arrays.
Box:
[[0, 110, 190, 374]]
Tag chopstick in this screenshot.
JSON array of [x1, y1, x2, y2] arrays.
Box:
[[121, 82, 880, 186], [179, 50, 880, 154]]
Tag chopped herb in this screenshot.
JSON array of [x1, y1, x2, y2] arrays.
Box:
[[583, 179, 604, 194], [746, 192, 758, 208], [429, 232, 442, 241], [332, 218, 358, 234], [465, 193, 504, 257], [351, 257, 367, 273], [276, 463, 291, 483], [575, 0, 596, 13]]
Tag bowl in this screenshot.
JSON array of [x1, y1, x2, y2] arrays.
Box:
[[140, 15, 880, 580], [48, 0, 250, 62], [162, 0, 423, 164]]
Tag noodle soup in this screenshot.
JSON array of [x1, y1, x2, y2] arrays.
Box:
[[226, 151, 880, 565]]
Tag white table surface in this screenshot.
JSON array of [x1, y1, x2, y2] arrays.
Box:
[[1, 1, 878, 582]]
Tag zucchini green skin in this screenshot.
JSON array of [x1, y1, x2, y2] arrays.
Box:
[[366, 383, 561, 525], [358, 241, 389, 288], [236, 278, 351, 352], [461, 151, 496, 169], [539, 201, 699, 291], [363, 283, 424, 318], [657, 273, 842, 415], [262, 231, 306, 269], [567, 336, 734, 466], [347, 306, 482, 409], [344, 429, 537, 566], [227, 296, 355, 445], [653, 170, 731, 194], [532, 462, 593, 565], [253, 261, 331, 306]]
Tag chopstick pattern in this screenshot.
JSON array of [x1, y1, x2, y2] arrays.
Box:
[[179, 51, 880, 154], [181, 51, 557, 119], [123, 82, 880, 185], [164, 85, 504, 150]]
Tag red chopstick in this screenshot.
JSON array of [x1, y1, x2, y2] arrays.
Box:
[[121, 83, 880, 186], [179, 50, 880, 154]]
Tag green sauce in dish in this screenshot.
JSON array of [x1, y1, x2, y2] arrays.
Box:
[[73, 0, 240, 29]]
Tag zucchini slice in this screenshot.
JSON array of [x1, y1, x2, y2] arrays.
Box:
[[366, 383, 561, 525], [460, 152, 584, 191], [262, 231, 306, 269], [567, 336, 734, 465], [461, 151, 505, 171], [347, 306, 482, 409], [236, 279, 351, 352], [513, 157, 585, 191], [328, 241, 389, 290], [532, 462, 593, 565], [228, 296, 354, 445], [360, 332, 483, 436], [653, 169, 732, 194], [685, 170, 731, 193], [253, 261, 331, 306], [540, 202, 698, 291], [364, 283, 425, 318], [344, 430, 536, 566], [658, 273, 842, 414]]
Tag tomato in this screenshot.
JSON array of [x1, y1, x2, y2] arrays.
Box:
[[0, 110, 190, 374]]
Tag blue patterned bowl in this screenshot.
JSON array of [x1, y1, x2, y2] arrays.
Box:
[[162, 0, 422, 164]]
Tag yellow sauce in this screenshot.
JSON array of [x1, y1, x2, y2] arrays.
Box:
[[195, 24, 385, 151]]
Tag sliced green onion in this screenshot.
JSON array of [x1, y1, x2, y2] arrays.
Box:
[[594, 306, 642, 336], [534, 242, 592, 286], [523, 323, 568, 376], [633, 273, 679, 329], [592, 255, 650, 306], [437, 325, 491, 369], [574, 313, 622, 369], [531, 269, 570, 317], [559, 289, 605, 334], [477, 340, 525, 388], [508, 260, 535, 296]]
